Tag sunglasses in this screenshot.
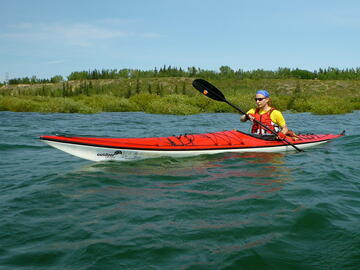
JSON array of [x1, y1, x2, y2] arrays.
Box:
[[254, 98, 267, 101]]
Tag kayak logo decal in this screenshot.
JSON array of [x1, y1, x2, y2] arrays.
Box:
[[97, 151, 122, 157]]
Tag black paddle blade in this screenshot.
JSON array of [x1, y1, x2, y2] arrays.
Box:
[[192, 79, 226, 102]]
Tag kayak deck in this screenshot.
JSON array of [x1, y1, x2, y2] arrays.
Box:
[[40, 130, 343, 161]]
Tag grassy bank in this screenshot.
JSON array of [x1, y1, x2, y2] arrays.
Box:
[[1, 78, 360, 114]]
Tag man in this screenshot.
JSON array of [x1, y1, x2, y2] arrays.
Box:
[[240, 90, 294, 139]]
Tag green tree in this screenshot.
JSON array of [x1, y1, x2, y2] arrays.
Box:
[[50, 75, 64, 83], [219, 65, 235, 78]]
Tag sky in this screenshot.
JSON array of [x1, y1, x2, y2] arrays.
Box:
[[1, 0, 360, 81]]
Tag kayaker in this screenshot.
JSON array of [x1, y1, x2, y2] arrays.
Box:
[[240, 90, 297, 140]]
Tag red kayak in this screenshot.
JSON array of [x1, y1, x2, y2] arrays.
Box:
[[40, 130, 343, 161]]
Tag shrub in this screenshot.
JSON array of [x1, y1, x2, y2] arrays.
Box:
[[146, 95, 200, 114], [129, 93, 161, 111]]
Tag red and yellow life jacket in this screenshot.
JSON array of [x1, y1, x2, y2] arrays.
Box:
[[249, 108, 280, 135]]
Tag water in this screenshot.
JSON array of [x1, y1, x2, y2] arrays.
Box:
[[1, 111, 360, 270]]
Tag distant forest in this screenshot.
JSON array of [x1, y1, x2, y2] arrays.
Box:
[[4, 66, 360, 85]]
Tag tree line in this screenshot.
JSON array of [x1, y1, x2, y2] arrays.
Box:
[[6, 75, 64, 85], [4, 66, 360, 85]]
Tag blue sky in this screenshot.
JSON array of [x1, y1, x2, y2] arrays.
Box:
[[1, 0, 360, 81]]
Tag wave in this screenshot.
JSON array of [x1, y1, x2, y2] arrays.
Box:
[[0, 143, 47, 151]]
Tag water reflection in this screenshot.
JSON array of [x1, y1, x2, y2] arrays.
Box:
[[50, 152, 298, 261], [71, 151, 293, 199]]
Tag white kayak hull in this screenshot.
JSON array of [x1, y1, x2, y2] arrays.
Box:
[[43, 139, 329, 162]]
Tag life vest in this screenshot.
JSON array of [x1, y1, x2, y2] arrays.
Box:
[[250, 108, 280, 135]]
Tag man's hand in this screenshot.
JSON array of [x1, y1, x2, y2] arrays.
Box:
[[241, 114, 254, 122], [277, 132, 287, 140]]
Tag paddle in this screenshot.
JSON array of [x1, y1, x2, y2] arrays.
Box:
[[192, 79, 303, 152]]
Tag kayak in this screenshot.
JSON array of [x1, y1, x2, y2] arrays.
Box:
[[40, 130, 343, 162]]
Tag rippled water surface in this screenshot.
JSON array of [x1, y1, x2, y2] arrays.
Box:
[[1, 111, 360, 269]]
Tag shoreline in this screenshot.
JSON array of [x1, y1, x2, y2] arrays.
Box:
[[1, 78, 359, 115]]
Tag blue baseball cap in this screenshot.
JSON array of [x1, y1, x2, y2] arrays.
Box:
[[256, 90, 270, 98]]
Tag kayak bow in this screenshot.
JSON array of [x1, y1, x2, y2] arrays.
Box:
[[40, 130, 343, 162]]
